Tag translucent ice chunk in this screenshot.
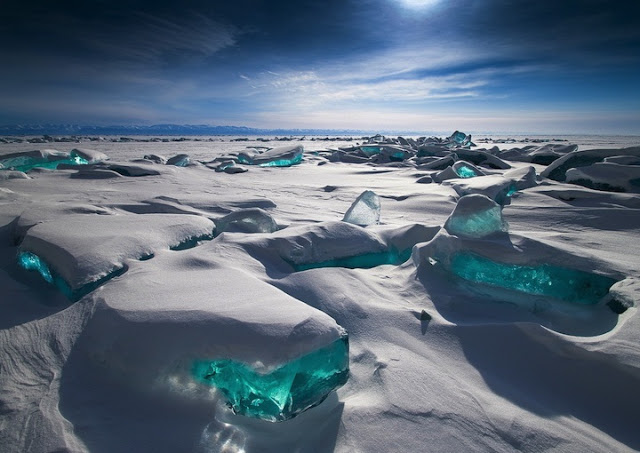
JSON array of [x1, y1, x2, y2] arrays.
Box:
[[215, 208, 278, 234], [448, 130, 472, 148], [452, 161, 484, 179], [342, 190, 381, 226], [238, 145, 304, 167], [192, 335, 349, 422], [444, 194, 508, 238], [258, 154, 303, 167], [360, 146, 382, 156], [166, 154, 191, 167], [0, 153, 89, 172], [451, 131, 468, 144], [449, 252, 617, 304]]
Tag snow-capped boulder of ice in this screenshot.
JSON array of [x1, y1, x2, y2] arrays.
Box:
[[355, 144, 414, 161], [0, 170, 29, 180], [455, 149, 511, 169], [447, 175, 517, 205], [17, 213, 215, 299], [541, 146, 640, 182], [604, 155, 640, 165], [166, 154, 191, 167], [566, 162, 640, 193], [238, 145, 304, 167], [70, 168, 123, 179], [444, 194, 508, 238], [447, 130, 473, 148], [452, 161, 485, 178], [79, 254, 348, 421], [416, 222, 622, 319], [269, 221, 388, 267], [215, 208, 278, 234], [503, 165, 538, 190], [70, 148, 109, 163], [342, 190, 381, 226], [328, 150, 369, 164], [100, 162, 164, 176], [416, 154, 457, 170], [0, 149, 89, 172], [142, 154, 167, 164], [432, 166, 459, 183], [212, 160, 236, 172], [499, 144, 578, 165]]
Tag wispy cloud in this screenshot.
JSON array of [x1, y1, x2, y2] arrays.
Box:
[[86, 12, 240, 65]]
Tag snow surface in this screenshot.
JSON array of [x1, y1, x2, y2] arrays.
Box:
[[1, 136, 640, 452]]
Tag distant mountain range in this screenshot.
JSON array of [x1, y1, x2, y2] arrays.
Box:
[[0, 124, 370, 136]]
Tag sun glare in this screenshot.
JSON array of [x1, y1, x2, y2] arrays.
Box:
[[396, 0, 440, 9]]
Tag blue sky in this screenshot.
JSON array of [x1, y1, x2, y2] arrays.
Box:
[[1, 0, 639, 133]]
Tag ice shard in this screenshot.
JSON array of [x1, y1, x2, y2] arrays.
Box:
[[453, 161, 484, 179], [166, 154, 191, 167], [449, 252, 617, 304], [238, 145, 304, 167], [215, 208, 279, 234], [447, 131, 472, 148], [342, 190, 381, 227], [444, 194, 508, 238], [192, 334, 349, 422]]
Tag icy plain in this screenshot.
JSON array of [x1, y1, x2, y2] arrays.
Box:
[[1, 134, 639, 452]]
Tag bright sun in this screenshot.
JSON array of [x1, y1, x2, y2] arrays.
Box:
[[396, 0, 440, 9]]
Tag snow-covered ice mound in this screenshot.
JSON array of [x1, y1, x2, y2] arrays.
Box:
[[78, 252, 348, 422], [566, 162, 640, 193], [17, 213, 215, 300], [0, 148, 107, 172], [415, 194, 627, 336], [541, 146, 640, 182], [498, 143, 578, 165], [238, 144, 304, 167]]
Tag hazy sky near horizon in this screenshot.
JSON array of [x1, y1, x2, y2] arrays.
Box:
[[1, 0, 639, 133]]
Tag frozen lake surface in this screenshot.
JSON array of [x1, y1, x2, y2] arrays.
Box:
[[1, 133, 639, 452]]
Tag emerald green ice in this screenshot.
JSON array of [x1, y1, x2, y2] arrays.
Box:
[[292, 248, 412, 271], [360, 146, 382, 156], [17, 250, 125, 301], [193, 335, 349, 422], [0, 154, 89, 172], [18, 251, 54, 283], [258, 154, 303, 167], [454, 165, 478, 178], [449, 252, 617, 304], [445, 207, 507, 238]]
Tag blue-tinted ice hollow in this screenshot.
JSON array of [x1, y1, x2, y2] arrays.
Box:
[[342, 190, 381, 227], [192, 334, 349, 422], [444, 194, 508, 238], [447, 252, 617, 305]]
